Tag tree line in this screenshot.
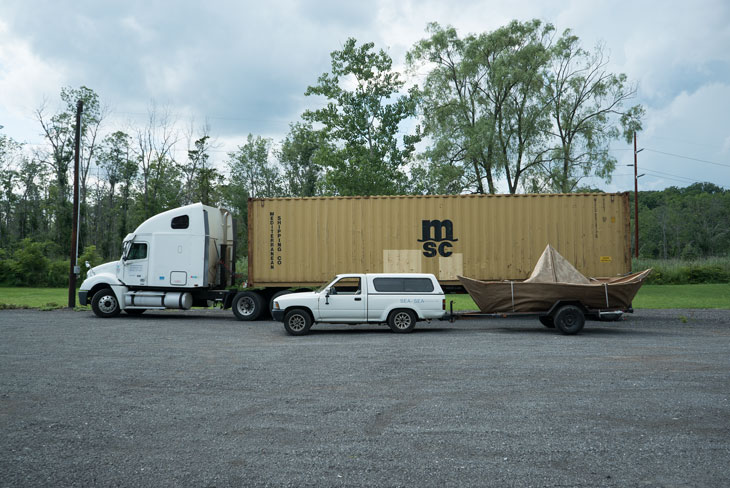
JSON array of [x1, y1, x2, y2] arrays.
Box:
[[0, 19, 725, 286]]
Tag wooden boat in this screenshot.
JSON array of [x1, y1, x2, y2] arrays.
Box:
[[458, 245, 651, 313]]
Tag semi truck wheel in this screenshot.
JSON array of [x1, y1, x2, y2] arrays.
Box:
[[232, 291, 264, 321], [270, 290, 292, 312], [91, 288, 121, 318], [388, 309, 416, 333], [553, 305, 585, 335], [283, 308, 312, 336]]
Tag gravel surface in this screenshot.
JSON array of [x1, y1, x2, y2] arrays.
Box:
[[1, 308, 729, 487]]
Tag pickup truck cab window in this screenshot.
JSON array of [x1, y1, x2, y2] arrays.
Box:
[[330, 277, 361, 295]]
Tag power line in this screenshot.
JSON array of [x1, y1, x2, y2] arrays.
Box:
[[644, 148, 730, 168]]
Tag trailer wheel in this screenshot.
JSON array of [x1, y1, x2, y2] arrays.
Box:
[[538, 316, 555, 328], [91, 288, 121, 318], [283, 308, 312, 336], [553, 305, 585, 335], [232, 291, 264, 321], [388, 309, 416, 333], [125, 309, 146, 316]]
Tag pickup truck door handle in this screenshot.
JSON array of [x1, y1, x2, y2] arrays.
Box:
[[354, 297, 362, 301]]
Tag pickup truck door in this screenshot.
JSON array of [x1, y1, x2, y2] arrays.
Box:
[[318, 276, 366, 321]]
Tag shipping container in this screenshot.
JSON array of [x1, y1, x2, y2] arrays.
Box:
[[248, 193, 631, 289]]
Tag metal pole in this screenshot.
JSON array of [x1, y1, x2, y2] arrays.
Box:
[[633, 131, 639, 259], [68, 100, 83, 308]]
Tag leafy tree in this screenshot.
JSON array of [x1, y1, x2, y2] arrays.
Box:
[[409, 21, 555, 194], [135, 103, 179, 218], [225, 134, 284, 248], [304, 38, 421, 195], [96, 131, 137, 257], [182, 134, 222, 206], [35, 86, 103, 248], [544, 33, 644, 192], [278, 122, 326, 197]]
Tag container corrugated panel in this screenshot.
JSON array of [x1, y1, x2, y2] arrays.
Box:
[[248, 193, 631, 287]]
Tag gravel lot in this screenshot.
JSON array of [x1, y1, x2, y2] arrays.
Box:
[[1, 308, 729, 487]]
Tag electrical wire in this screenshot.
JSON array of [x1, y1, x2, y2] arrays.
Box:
[[644, 148, 730, 168]]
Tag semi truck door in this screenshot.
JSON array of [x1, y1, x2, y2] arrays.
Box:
[[319, 276, 366, 321], [123, 242, 149, 286]]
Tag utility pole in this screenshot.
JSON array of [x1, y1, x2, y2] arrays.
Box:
[[633, 132, 639, 258], [68, 100, 83, 308]]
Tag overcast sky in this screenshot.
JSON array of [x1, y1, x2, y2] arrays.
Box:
[[1, 0, 729, 192]]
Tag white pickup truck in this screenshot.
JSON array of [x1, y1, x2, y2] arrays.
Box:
[[271, 273, 447, 335]]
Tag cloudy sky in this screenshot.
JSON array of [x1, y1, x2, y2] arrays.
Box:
[[1, 0, 729, 192]]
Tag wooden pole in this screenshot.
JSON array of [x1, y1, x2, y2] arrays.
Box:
[[634, 131, 639, 259], [68, 100, 83, 308]]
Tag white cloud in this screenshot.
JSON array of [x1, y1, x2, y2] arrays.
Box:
[[0, 19, 67, 137]]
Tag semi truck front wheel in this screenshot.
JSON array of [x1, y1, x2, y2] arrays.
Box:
[[91, 288, 121, 318]]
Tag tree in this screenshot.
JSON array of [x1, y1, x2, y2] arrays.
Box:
[[181, 133, 221, 206], [135, 103, 179, 218], [96, 131, 137, 257], [278, 122, 326, 197], [304, 38, 421, 195], [544, 33, 644, 192], [408, 23, 501, 194], [35, 86, 104, 247], [225, 134, 284, 248]]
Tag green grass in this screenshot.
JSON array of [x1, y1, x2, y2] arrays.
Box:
[[0, 287, 88, 310], [630, 284, 729, 309], [1, 284, 728, 311]]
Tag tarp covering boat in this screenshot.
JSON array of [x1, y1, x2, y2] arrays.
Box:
[[458, 245, 651, 313]]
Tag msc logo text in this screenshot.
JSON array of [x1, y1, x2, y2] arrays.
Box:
[[418, 219, 458, 257]]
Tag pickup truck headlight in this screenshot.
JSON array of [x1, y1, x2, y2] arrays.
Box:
[[273, 301, 280, 310]]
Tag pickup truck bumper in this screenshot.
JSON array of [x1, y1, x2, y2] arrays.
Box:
[[78, 290, 89, 306], [272, 310, 285, 322]]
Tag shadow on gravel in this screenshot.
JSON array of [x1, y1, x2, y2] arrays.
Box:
[[306, 327, 449, 335], [478, 325, 667, 337]]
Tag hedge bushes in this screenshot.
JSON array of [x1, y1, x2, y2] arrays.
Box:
[[635, 257, 730, 284], [0, 239, 103, 287]]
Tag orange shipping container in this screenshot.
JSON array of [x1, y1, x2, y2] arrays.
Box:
[[247, 193, 631, 288]]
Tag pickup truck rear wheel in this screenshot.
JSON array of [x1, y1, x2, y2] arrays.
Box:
[[91, 288, 121, 318], [283, 309, 312, 336], [553, 305, 585, 335], [232, 291, 264, 321], [388, 309, 416, 333]]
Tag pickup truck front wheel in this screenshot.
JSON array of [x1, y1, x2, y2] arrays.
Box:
[[283, 309, 312, 336], [388, 309, 416, 333]]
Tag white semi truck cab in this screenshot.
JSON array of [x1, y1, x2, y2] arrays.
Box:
[[79, 203, 238, 317]]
